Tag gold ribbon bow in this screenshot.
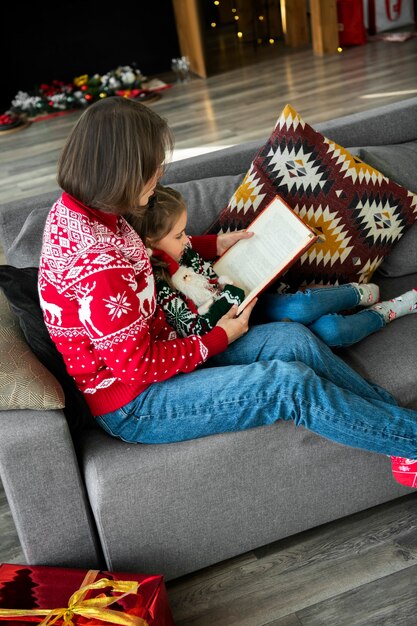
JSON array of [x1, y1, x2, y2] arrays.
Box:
[[0, 570, 148, 626]]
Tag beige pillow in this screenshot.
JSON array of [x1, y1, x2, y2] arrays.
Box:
[[0, 291, 65, 410]]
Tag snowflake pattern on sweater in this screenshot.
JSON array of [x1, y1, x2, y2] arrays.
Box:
[[38, 193, 227, 416]]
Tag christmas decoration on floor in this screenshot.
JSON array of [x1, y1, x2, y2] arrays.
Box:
[[0, 64, 169, 133], [0, 112, 30, 135]]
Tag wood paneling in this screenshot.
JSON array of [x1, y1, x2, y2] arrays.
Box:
[[281, 0, 310, 47], [172, 0, 207, 77], [310, 0, 340, 55]]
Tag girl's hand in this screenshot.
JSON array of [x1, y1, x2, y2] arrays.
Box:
[[216, 230, 254, 256], [216, 299, 257, 344]]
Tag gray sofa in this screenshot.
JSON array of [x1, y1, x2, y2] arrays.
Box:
[[1, 98, 417, 581]]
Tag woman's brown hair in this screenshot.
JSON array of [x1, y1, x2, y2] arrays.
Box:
[[57, 96, 173, 213]]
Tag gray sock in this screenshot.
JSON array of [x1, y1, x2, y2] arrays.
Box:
[[351, 282, 380, 306], [370, 288, 417, 323]]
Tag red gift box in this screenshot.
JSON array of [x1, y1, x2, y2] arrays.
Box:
[[0, 564, 174, 626]]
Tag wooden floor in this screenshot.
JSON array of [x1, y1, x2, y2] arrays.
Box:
[[2, 35, 417, 204], [1, 35, 417, 624]]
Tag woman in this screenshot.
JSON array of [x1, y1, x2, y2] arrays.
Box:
[[38, 96, 417, 461]]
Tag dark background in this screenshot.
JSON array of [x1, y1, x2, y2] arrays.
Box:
[[3, 1, 180, 110]]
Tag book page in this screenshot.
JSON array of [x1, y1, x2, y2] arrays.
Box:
[[213, 196, 316, 312]]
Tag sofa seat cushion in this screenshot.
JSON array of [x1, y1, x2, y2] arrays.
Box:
[[80, 416, 409, 580], [206, 105, 417, 291]]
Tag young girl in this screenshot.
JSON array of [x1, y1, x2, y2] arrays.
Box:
[[127, 185, 246, 338], [133, 185, 417, 349], [134, 184, 417, 488], [38, 96, 417, 477]]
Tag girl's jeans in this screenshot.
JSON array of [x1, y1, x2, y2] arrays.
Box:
[[259, 284, 384, 347], [96, 322, 417, 457]]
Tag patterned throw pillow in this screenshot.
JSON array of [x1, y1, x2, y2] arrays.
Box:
[[0, 290, 65, 411], [0, 266, 94, 431], [207, 104, 417, 291]]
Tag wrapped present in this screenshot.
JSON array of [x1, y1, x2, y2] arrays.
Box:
[[0, 564, 174, 626]]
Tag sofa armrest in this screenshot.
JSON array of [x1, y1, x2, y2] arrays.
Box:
[[0, 292, 102, 566], [0, 407, 102, 567]]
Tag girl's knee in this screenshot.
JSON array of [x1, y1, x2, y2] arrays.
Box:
[[310, 315, 349, 347], [261, 291, 317, 325]]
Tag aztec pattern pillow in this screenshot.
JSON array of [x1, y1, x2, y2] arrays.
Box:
[[207, 104, 417, 290]]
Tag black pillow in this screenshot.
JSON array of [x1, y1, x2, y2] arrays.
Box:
[[0, 265, 95, 432]]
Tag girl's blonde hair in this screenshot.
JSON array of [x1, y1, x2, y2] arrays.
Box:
[[127, 185, 187, 287], [57, 97, 173, 213]]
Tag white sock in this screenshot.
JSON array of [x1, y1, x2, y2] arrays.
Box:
[[351, 283, 380, 306], [370, 288, 417, 323]]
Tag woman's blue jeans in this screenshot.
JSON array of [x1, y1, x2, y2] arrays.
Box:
[[259, 284, 384, 347], [96, 322, 417, 457]]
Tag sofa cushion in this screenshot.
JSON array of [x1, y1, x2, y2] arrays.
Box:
[[171, 173, 244, 235], [206, 104, 417, 291], [0, 191, 59, 264], [0, 289, 65, 411], [7, 207, 50, 268], [377, 222, 417, 278], [0, 265, 94, 431], [358, 142, 417, 194]]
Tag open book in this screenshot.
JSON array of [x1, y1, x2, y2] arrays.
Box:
[[213, 196, 317, 314]]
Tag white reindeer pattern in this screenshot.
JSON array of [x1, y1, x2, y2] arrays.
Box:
[[38, 279, 63, 325], [68, 282, 104, 337], [122, 272, 155, 318]]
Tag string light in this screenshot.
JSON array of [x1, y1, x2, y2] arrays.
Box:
[[269, 38, 275, 44], [237, 31, 243, 38], [214, 0, 220, 4], [234, 15, 239, 20], [232, 7, 237, 12], [259, 15, 264, 21], [338, 47, 343, 53], [211, 22, 217, 27]]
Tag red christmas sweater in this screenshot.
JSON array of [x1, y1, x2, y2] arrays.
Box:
[[38, 193, 228, 416]]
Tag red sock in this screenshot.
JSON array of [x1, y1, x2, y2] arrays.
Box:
[[391, 456, 417, 488]]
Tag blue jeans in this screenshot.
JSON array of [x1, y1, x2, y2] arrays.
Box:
[[96, 322, 417, 457], [259, 284, 384, 347]]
